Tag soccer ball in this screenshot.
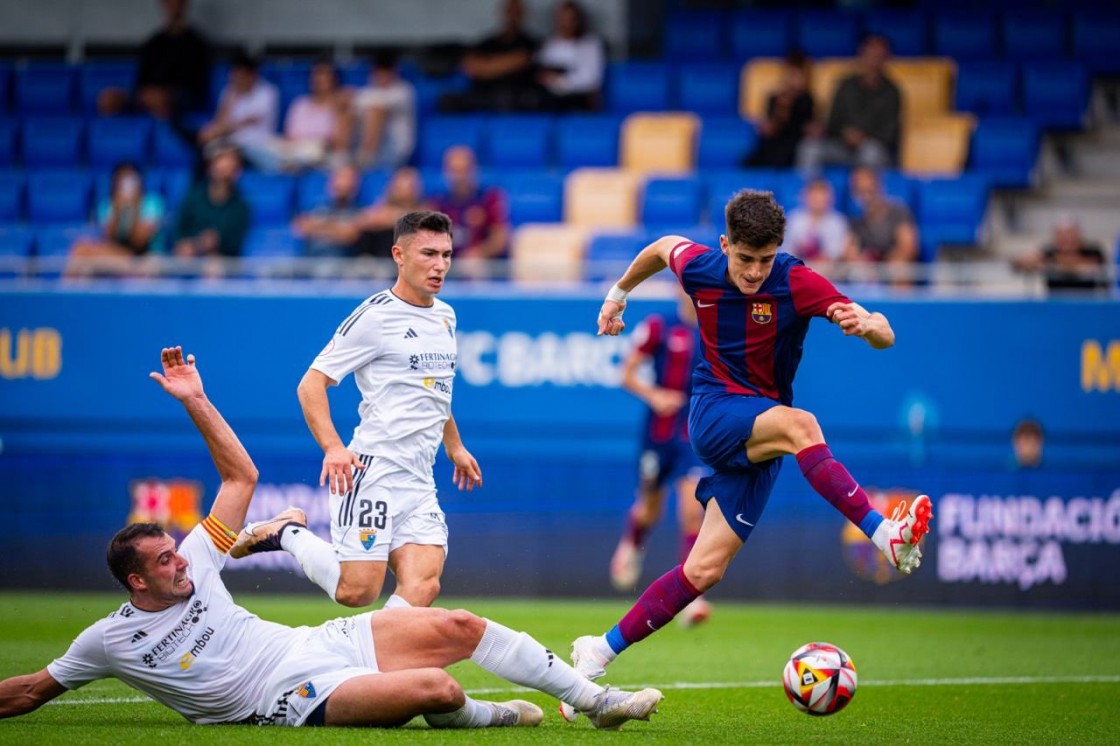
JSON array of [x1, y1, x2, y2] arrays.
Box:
[[782, 642, 857, 716]]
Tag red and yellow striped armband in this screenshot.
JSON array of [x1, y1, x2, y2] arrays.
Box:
[[202, 514, 238, 554]]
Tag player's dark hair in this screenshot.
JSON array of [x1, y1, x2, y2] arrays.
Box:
[[394, 210, 453, 244], [724, 189, 786, 250], [107, 522, 167, 592]]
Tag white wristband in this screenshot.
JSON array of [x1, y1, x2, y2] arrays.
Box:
[[606, 284, 629, 304]]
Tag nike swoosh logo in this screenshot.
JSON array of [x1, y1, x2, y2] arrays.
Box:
[[697, 301, 716, 308], [735, 513, 754, 527], [847, 486, 858, 497], [647, 620, 660, 631]]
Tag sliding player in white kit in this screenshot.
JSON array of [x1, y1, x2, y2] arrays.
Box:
[[241, 211, 482, 610], [0, 347, 663, 730]]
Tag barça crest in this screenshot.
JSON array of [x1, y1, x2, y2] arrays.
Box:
[[360, 529, 378, 550], [751, 302, 773, 324]]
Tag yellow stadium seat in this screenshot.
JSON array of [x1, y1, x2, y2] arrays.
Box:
[[564, 168, 640, 229], [620, 113, 699, 174], [886, 58, 956, 121], [740, 58, 787, 120], [900, 113, 976, 175], [510, 224, 588, 284]]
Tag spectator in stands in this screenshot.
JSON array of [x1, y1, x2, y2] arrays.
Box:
[[434, 146, 510, 266], [198, 52, 279, 168], [290, 164, 364, 258], [261, 60, 349, 172], [782, 178, 850, 275], [797, 34, 901, 173], [65, 162, 167, 278], [1010, 418, 1045, 470], [98, 0, 212, 119], [745, 52, 815, 168], [172, 146, 250, 260], [440, 0, 541, 112], [536, 1, 604, 111], [354, 167, 431, 259], [847, 167, 919, 282], [1013, 215, 1108, 293], [349, 52, 418, 169]]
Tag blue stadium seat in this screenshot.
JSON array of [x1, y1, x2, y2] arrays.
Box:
[[955, 62, 1019, 117], [1002, 10, 1067, 62], [0, 118, 17, 166], [15, 62, 75, 114], [338, 61, 371, 89], [0, 63, 12, 113], [968, 118, 1040, 189], [0, 171, 24, 221], [777, 171, 848, 214], [606, 62, 670, 114], [1022, 62, 1090, 131], [78, 62, 137, 113], [879, 171, 918, 213], [411, 73, 470, 116], [485, 116, 554, 169], [696, 117, 757, 169], [933, 13, 998, 61], [795, 11, 860, 58], [917, 175, 990, 258], [493, 170, 563, 225], [296, 170, 330, 212], [641, 177, 704, 229], [33, 223, 93, 257], [153, 167, 193, 209], [243, 227, 300, 258], [262, 61, 313, 121], [0, 223, 33, 257], [238, 172, 295, 226], [863, 10, 929, 57], [730, 12, 792, 60], [152, 122, 196, 168], [584, 231, 646, 282], [87, 117, 154, 167], [556, 115, 621, 169], [28, 170, 92, 223], [21, 117, 84, 167], [359, 169, 392, 205], [665, 13, 727, 61], [675, 64, 739, 116], [418, 116, 487, 167], [704, 169, 789, 223], [1073, 12, 1120, 75]]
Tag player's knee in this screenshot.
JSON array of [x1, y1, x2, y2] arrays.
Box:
[[419, 669, 464, 711], [683, 557, 727, 592], [440, 608, 486, 647], [787, 409, 824, 450], [334, 584, 378, 608]]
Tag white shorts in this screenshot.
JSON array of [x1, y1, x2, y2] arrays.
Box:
[[254, 612, 379, 727], [329, 455, 448, 562]]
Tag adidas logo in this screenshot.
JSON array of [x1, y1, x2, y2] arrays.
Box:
[[403, 328, 418, 339], [131, 630, 148, 643]]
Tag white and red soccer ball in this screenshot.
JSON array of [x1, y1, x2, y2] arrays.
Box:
[[782, 642, 858, 716]]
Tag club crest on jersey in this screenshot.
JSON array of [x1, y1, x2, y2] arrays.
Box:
[[298, 681, 317, 698], [751, 302, 773, 324], [443, 318, 455, 339], [359, 529, 378, 550]]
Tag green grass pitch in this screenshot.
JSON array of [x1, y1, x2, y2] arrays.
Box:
[[2, 592, 1119, 744]]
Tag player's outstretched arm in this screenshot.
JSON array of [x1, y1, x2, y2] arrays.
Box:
[[443, 414, 482, 491], [0, 669, 66, 719], [597, 235, 688, 336], [826, 302, 895, 349], [149, 346, 259, 532]]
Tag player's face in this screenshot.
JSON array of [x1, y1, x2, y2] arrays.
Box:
[[394, 230, 453, 302], [133, 534, 193, 605], [720, 237, 778, 295]]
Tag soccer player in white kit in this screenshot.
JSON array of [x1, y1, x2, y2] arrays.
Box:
[[0, 347, 663, 730], [266, 210, 482, 609]]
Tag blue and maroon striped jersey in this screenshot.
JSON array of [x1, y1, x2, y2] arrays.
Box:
[[633, 312, 701, 443], [669, 242, 850, 405]]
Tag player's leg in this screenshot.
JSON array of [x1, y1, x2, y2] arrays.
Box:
[[611, 448, 666, 590], [384, 491, 449, 607], [333, 470, 399, 606], [674, 471, 712, 628], [322, 668, 465, 727], [335, 561, 389, 607], [387, 543, 445, 607]]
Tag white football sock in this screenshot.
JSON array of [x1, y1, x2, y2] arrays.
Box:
[[383, 594, 411, 609], [470, 619, 601, 711], [423, 696, 494, 728], [870, 520, 891, 554], [279, 524, 340, 601]]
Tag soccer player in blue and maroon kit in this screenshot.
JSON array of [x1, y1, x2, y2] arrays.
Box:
[[565, 189, 933, 690]]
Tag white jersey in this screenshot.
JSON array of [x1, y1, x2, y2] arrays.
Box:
[[310, 289, 457, 485], [47, 525, 306, 724]]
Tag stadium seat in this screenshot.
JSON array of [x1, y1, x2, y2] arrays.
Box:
[[78, 61, 136, 113], [485, 116, 553, 169], [665, 13, 726, 61], [887, 59, 956, 121], [28, 170, 92, 223], [1072, 12, 1120, 75], [863, 10, 929, 57], [154, 167, 193, 210], [564, 168, 639, 229], [696, 117, 757, 169], [152, 122, 196, 168], [237, 172, 295, 226], [916, 175, 989, 246], [730, 12, 792, 60], [0, 118, 17, 166], [607, 62, 671, 114], [620, 113, 698, 175], [418, 116, 487, 167], [555, 115, 621, 169], [33, 223, 92, 257], [705, 169, 791, 223], [968, 117, 1040, 189], [243, 227, 300, 258], [0, 223, 33, 257], [878, 171, 919, 213], [338, 60, 371, 89], [296, 170, 330, 212], [0, 63, 11, 113], [359, 169, 391, 204], [584, 231, 646, 282], [739, 58, 786, 121], [795, 11, 860, 58], [641, 177, 704, 229], [933, 13, 998, 62], [0, 171, 24, 221], [776, 171, 848, 213], [510, 223, 586, 283], [21, 117, 84, 167], [87, 117, 154, 167], [14, 62, 75, 114], [497, 171, 564, 225], [261, 60, 312, 117], [900, 114, 976, 176], [955, 62, 1019, 117], [675, 64, 739, 116], [1002, 10, 1068, 62], [1022, 62, 1090, 131]]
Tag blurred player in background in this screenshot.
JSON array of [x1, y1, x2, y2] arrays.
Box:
[[237, 211, 481, 610], [610, 289, 711, 628], [564, 189, 933, 694], [0, 347, 663, 731]]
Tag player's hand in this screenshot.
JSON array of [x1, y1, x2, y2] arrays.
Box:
[[826, 302, 869, 337], [597, 299, 626, 336], [321, 445, 365, 496], [648, 388, 686, 417], [447, 446, 482, 492], [149, 346, 204, 402]]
